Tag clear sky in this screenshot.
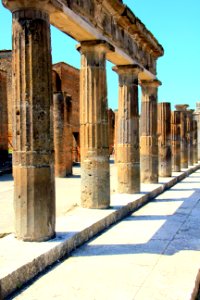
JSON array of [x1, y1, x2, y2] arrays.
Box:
[[1, 0, 200, 111]]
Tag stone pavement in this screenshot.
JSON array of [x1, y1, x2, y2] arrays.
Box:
[[1, 163, 200, 299]]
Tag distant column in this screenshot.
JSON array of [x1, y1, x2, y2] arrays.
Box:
[[187, 109, 194, 166], [140, 79, 161, 183], [175, 105, 188, 169], [194, 102, 200, 160], [171, 111, 181, 172], [77, 40, 114, 208], [11, 8, 55, 241], [193, 119, 198, 163], [114, 110, 118, 163], [113, 65, 141, 193], [157, 102, 172, 177], [53, 92, 67, 177], [0, 70, 8, 161]]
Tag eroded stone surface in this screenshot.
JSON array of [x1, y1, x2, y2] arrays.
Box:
[[157, 102, 172, 177], [12, 8, 55, 241], [171, 110, 181, 172], [140, 80, 161, 183]]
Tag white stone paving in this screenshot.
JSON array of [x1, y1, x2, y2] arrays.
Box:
[[9, 169, 200, 300]]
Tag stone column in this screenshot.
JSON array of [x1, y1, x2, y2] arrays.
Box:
[[6, 4, 55, 241], [171, 111, 181, 172], [194, 102, 200, 160], [0, 70, 8, 161], [114, 110, 118, 163], [193, 119, 198, 163], [113, 65, 141, 193], [53, 92, 66, 177], [157, 102, 172, 177], [77, 40, 114, 208], [175, 105, 188, 169], [140, 79, 161, 183], [187, 109, 194, 166]]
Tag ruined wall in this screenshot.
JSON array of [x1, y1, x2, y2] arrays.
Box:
[[0, 70, 8, 159], [0, 50, 12, 150]]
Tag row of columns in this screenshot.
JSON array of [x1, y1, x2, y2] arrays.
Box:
[[6, 4, 198, 242]]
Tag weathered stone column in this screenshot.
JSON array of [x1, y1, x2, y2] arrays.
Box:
[[113, 65, 141, 193], [171, 111, 181, 172], [194, 102, 200, 160], [114, 110, 118, 163], [5, 3, 55, 241], [53, 92, 66, 177], [187, 109, 194, 166], [157, 102, 172, 177], [77, 40, 114, 208], [193, 119, 198, 163], [140, 79, 161, 183], [175, 105, 188, 169], [0, 70, 8, 161]]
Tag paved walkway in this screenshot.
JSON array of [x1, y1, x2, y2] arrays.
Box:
[[7, 169, 200, 300]]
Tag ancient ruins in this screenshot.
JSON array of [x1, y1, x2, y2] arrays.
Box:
[[0, 0, 199, 243]]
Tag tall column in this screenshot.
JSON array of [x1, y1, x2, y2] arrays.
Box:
[[113, 65, 141, 193], [193, 119, 198, 163], [157, 102, 172, 177], [114, 110, 118, 163], [77, 40, 114, 208], [171, 111, 181, 172], [140, 79, 161, 183], [53, 92, 67, 177], [175, 105, 188, 169], [194, 102, 200, 160], [0, 70, 8, 161], [6, 4, 55, 241], [187, 109, 194, 166]]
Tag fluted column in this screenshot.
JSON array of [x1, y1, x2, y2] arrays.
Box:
[[53, 92, 67, 177], [113, 65, 141, 193], [114, 110, 118, 163], [157, 102, 172, 177], [187, 109, 194, 166], [193, 119, 198, 163], [8, 6, 55, 241], [194, 102, 200, 160], [175, 105, 188, 169], [77, 40, 114, 208], [0, 70, 8, 161], [140, 79, 161, 183], [171, 111, 181, 172]]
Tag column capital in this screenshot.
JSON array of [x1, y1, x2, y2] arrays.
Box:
[[2, 0, 53, 13], [140, 79, 162, 88], [175, 104, 189, 111], [76, 40, 114, 54], [112, 64, 143, 75]]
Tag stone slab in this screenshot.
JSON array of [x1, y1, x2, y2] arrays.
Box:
[[0, 163, 200, 298]]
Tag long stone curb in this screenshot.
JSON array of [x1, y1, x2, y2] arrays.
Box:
[[1, 164, 200, 299]]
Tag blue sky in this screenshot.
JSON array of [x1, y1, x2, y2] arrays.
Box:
[[1, 0, 200, 111]]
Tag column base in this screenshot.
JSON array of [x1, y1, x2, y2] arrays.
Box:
[[13, 165, 55, 242], [117, 162, 140, 193], [81, 156, 110, 209]]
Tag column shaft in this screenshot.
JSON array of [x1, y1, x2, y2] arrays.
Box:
[[77, 40, 113, 208], [140, 80, 161, 183], [175, 105, 188, 169], [12, 9, 55, 241], [0, 70, 8, 161], [157, 102, 172, 177], [193, 120, 198, 163], [113, 65, 141, 193], [187, 110, 194, 166], [171, 111, 181, 172]]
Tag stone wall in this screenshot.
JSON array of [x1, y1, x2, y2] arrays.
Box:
[[0, 50, 12, 150]]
